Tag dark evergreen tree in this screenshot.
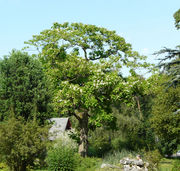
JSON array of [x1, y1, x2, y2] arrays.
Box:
[[0, 50, 52, 123], [155, 9, 180, 87], [155, 47, 180, 87]]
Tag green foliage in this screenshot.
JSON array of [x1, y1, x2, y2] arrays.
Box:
[[143, 150, 162, 170], [158, 158, 174, 171], [174, 9, 180, 29], [76, 156, 101, 171], [26, 22, 148, 156], [0, 163, 7, 170], [26, 22, 145, 65], [0, 50, 52, 123], [172, 159, 180, 171], [151, 76, 180, 155], [88, 130, 112, 157], [46, 142, 77, 171], [155, 10, 180, 87], [155, 47, 180, 87], [110, 73, 156, 152], [151, 10, 180, 156], [0, 117, 49, 171], [25, 22, 148, 128]]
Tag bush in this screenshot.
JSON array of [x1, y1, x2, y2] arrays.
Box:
[[143, 150, 162, 170], [76, 155, 101, 171], [46, 139, 78, 171], [88, 137, 111, 157], [0, 117, 49, 171]]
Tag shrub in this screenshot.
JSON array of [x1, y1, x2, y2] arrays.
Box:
[[143, 149, 162, 170], [0, 117, 49, 171], [76, 155, 101, 171], [46, 137, 78, 171], [46, 145, 77, 171], [88, 136, 111, 157]]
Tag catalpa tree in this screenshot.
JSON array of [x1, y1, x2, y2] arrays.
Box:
[[26, 22, 147, 156]]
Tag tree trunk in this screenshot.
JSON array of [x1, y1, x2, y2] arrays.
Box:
[[135, 96, 143, 119], [13, 161, 27, 171], [78, 112, 88, 157], [19, 162, 27, 171]]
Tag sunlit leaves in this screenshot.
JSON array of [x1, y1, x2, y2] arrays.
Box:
[[174, 9, 180, 29], [26, 22, 149, 129]]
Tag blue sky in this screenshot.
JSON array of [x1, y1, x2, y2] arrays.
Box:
[[0, 0, 179, 66]]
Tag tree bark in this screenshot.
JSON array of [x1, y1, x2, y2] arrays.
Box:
[[78, 112, 89, 157], [19, 162, 27, 171], [135, 96, 143, 119]]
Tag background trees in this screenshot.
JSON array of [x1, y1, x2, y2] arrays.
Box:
[[151, 75, 180, 155], [0, 50, 52, 123], [151, 9, 180, 155]]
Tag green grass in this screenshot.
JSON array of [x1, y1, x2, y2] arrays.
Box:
[[0, 157, 178, 171], [158, 158, 174, 171]]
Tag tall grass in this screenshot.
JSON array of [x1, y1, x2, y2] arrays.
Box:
[[102, 149, 137, 165]]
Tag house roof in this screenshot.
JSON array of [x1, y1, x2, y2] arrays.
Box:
[[49, 118, 71, 140]]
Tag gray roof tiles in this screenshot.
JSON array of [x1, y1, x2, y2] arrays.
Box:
[[49, 118, 70, 140]]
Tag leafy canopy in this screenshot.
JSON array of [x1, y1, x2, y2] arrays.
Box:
[[26, 22, 146, 67], [174, 9, 180, 29], [26, 22, 148, 128]]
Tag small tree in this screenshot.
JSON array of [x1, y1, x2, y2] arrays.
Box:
[[0, 116, 49, 171]]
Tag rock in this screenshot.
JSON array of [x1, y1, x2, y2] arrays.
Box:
[[120, 157, 131, 165], [120, 157, 148, 171], [124, 164, 131, 171], [134, 160, 144, 166]]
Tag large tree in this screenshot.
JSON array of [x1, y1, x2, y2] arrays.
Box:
[[151, 75, 180, 155], [151, 9, 180, 155], [26, 22, 147, 156], [155, 9, 180, 87], [0, 50, 52, 123]]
